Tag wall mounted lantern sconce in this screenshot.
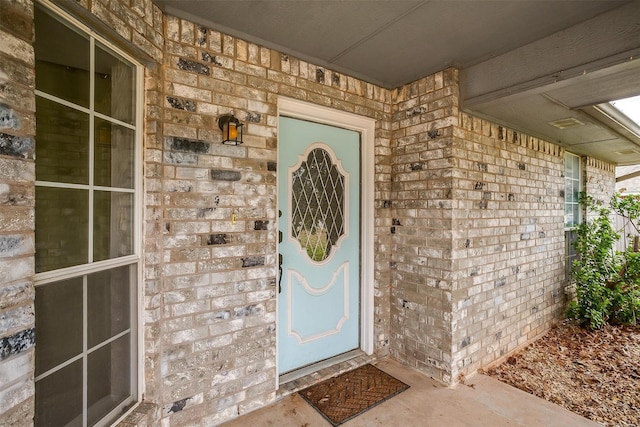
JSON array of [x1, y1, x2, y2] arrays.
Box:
[[218, 114, 244, 145]]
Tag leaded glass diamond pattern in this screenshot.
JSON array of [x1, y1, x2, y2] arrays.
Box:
[[291, 148, 345, 261]]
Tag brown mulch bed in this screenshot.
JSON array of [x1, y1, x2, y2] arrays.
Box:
[[484, 322, 640, 426]]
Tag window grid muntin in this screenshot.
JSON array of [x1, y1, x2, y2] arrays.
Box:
[[36, 90, 137, 131], [34, 325, 129, 383], [36, 180, 135, 193], [82, 273, 88, 426], [34, 254, 139, 286]]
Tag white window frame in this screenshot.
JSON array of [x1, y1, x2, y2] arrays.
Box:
[[564, 152, 581, 229], [33, 1, 144, 425], [564, 152, 581, 280]]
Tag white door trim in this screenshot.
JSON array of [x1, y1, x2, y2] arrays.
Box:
[[276, 97, 376, 382]]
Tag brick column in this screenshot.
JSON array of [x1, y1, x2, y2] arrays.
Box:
[[390, 69, 459, 383], [0, 0, 36, 424]]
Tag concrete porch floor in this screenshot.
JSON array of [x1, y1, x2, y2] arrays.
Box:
[[221, 358, 599, 427]]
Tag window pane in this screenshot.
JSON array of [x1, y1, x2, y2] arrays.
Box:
[[94, 118, 135, 189], [34, 6, 89, 108], [572, 180, 581, 203], [35, 359, 83, 427], [565, 230, 578, 279], [36, 96, 90, 184], [565, 154, 573, 174], [93, 191, 134, 261], [573, 204, 581, 227], [88, 265, 132, 348], [95, 44, 135, 124], [35, 187, 89, 272], [565, 180, 573, 203], [87, 334, 132, 426], [565, 208, 574, 227], [572, 155, 581, 179], [35, 278, 83, 375]]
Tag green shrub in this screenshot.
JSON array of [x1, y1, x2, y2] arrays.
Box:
[[297, 229, 329, 261], [569, 193, 640, 329]]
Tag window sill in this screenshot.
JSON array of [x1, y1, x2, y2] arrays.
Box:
[[114, 402, 158, 427]]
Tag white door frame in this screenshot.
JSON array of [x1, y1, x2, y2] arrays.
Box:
[[276, 97, 375, 381]]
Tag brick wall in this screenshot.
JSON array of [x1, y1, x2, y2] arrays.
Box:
[[0, 0, 36, 425], [141, 45, 165, 413], [451, 114, 567, 380], [584, 157, 616, 206], [387, 71, 616, 384]]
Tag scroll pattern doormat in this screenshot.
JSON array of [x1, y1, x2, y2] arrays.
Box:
[[298, 364, 410, 426]]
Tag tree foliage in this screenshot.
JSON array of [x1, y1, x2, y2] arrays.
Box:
[[569, 193, 640, 329]]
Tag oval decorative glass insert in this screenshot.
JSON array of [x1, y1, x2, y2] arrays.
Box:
[[291, 148, 345, 261]]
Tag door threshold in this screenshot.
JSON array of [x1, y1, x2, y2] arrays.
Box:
[[278, 350, 373, 397]]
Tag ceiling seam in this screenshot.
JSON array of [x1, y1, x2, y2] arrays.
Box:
[[327, 0, 430, 64]]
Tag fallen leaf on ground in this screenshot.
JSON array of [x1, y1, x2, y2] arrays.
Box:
[[486, 321, 640, 427]]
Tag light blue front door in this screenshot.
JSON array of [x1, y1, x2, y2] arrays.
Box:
[[277, 116, 360, 374]]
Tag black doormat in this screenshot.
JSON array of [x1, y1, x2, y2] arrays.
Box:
[[298, 364, 409, 426]]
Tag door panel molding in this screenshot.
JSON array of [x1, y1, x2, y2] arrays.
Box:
[[287, 263, 349, 344]]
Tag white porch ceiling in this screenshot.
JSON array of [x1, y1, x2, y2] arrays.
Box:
[[153, 0, 640, 165]]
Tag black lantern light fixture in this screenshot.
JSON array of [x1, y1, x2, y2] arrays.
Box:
[[218, 114, 244, 145]]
